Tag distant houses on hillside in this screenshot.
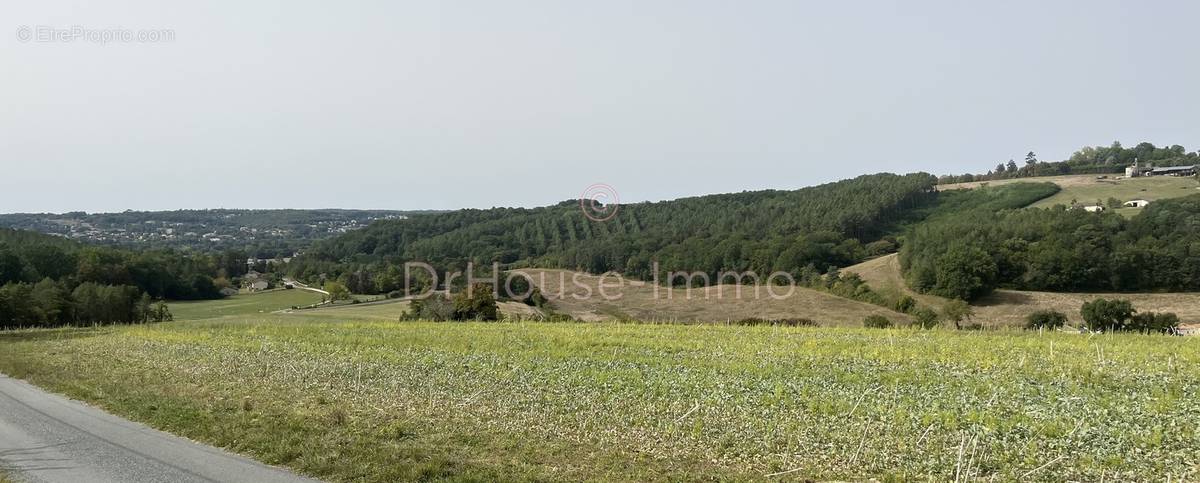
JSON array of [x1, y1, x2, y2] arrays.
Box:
[[1123, 199, 1151, 208], [1125, 160, 1198, 178]]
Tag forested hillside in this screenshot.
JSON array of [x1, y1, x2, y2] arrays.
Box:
[[901, 193, 1200, 299], [289, 173, 940, 292], [0, 229, 224, 328]]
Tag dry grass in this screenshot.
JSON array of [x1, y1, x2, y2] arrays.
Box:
[[937, 174, 1102, 191], [845, 254, 1200, 328], [844, 253, 951, 310], [515, 268, 910, 326], [938, 174, 1200, 217]]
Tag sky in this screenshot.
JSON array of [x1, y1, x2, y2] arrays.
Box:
[[3, 0, 1199, 213]]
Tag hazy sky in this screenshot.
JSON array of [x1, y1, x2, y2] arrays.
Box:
[[3, 1, 1199, 213]]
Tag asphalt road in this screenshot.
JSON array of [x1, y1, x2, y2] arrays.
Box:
[[0, 374, 319, 483]]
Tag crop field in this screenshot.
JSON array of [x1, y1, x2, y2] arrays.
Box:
[[0, 294, 1197, 481]]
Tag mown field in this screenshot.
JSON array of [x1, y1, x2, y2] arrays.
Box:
[[169, 289, 327, 320], [0, 294, 1197, 481]]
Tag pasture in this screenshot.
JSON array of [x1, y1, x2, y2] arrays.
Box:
[[0, 292, 1196, 481], [939, 174, 1200, 216], [168, 289, 327, 320]]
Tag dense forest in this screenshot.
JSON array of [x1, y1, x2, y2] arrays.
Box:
[[901, 192, 1200, 299], [0, 228, 225, 328], [938, 141, 1200, 184], [289, 173, 941, 293]]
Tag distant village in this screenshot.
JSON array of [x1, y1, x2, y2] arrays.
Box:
[[0, 209, 411, 254]]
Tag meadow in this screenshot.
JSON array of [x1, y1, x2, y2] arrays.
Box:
[[939, 174, 1200, 216], [0, 294, 1197, 481]]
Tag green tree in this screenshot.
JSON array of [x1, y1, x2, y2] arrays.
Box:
[[452, 283, 499, 321], [1080, 298, 1135, 332], [1129, 312, 1179, 334], [324, 281, 351, 302]]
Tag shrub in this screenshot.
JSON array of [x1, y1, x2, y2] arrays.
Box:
[[401, 293, 456, 321], [733, 317, 819, 327], [1129, 312, 1180, 334], [387, 290, 402, 299], [451, 283, 499, 321], [893, 295, 916, 314], [863, 315, 892, 329], [912, 308, 940, 329], [1025, 310, 1068, 330]]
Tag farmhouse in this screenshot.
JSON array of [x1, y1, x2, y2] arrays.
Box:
[[1147, 165, 1197, 177], [248, 280, 269, 292], [1123, 199, 1151, 208], [1082, 205, 1105, 213], [1128, 161, 1195, 177]]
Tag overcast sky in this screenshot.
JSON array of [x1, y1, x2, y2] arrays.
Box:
[[3, 1, 1199, 213]]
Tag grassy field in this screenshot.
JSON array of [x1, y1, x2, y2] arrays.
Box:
[[939, 174, 1200, 216], [520, 269, 909, 326], [169, 289, 327, 320], [845, 254, 1200, 328], [0, 293, 1197, 481]]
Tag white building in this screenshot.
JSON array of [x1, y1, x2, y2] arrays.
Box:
[[1082, 205, 1105, 213], [1123, 199, 1151, 208]]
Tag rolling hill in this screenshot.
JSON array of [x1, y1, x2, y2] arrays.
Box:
[[939, 173, 1200, 216], [845, 253, 1200, 328]]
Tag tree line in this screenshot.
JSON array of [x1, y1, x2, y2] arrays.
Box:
[[901, 192, 1200, 299], [288, 173, 941, 293], [938, 141, 1200, 184], [0, 228, 228, 328], [0, 280, 172, 329]]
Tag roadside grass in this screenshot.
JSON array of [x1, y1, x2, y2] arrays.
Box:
[[169, 289, 326, 320], [0, 314, 1197, 481]]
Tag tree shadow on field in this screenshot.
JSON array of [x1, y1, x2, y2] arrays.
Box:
[[0, 327, 110, 343]]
